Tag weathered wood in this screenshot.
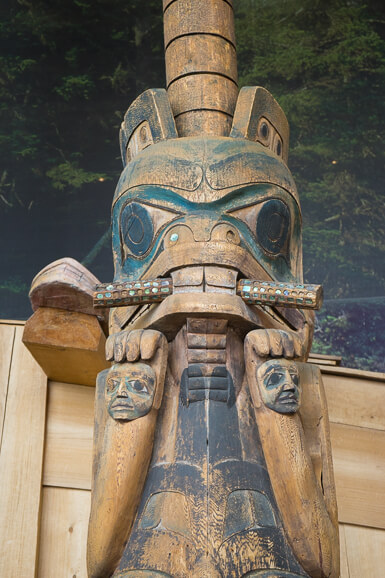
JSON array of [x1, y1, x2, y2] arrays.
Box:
[[29, 257, 108, 327], [0, 327, 47, 578], [38, 486, 90, 578], [245, 335, 339, 577], [23, 307, 109, 386], [87, 331, 168, 578], [165, 35, 238, 88], [164, 0, 237, 136], [21, 0, 341, 574], [231, 86, 290, 162]]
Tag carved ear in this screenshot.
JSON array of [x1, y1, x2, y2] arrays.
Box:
[[230, 86, 290, 164], [119, 88, 178, 167]]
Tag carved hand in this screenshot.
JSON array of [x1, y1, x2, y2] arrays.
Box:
[[246, 327, 304, 361], [106, 328, 165, 363], [105, 328, 168, 411]]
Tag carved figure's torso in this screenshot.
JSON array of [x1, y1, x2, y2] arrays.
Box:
[[114, 320, 308, 578]]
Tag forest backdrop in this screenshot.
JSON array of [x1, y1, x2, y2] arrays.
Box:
[[1, 0, 384, 370]]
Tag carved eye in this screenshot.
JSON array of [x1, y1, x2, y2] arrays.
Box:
[[266, 373, 283, 388], [120, 201, 181, 260], [106, 377, 119, 393], [227, 198, 291, 259], [130, 379, 149, 394], [256, 199, 290, 256], [290, 373, 299, 386], [121, 202, 153, 256]]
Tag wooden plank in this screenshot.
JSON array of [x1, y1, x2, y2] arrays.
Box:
[[330, 423, 385, 529], [343, 524, 385, 578], [0, 326, 47, 578], [321, 364, 385, 382], [43, 381, 94, 490], [38, 486, 90, 578], [323, 371, 385, 431], [339, 524, 350, 578], [0, 319, 25, 326], [309, 352, 342, 365], [0, 324, 15, 447]]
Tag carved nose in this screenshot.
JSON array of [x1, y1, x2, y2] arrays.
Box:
[[283, 381, 296, 392], [117, 383, 128, 397]]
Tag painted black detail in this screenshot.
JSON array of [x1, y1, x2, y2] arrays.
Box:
[[256, 199, 290, 256], [223, 490, 276, 540], [180, 364, 235, 406], [121, 202, 153, 256]]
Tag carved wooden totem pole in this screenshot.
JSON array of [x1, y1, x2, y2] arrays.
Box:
[[27, 1, 340, 576]]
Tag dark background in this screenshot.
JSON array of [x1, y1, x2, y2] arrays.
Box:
[[1, 0, 384, 371]]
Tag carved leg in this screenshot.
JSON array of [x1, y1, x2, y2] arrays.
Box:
[[87, 329, 168, 578], [245, 329, 340, 578]]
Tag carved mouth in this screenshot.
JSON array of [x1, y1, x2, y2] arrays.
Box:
[[278, 392, 298, 403], [94, 268, 322, 311], [111, 401, 134, 410]]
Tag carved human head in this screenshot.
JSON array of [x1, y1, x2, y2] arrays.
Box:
[[256, 358, 300, 414], [104, 362, 156, 421]]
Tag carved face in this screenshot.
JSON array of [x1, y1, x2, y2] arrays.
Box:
[[105, 362, 156, 421], [112, 138, 302, 285], [257, 359, 300, 414]]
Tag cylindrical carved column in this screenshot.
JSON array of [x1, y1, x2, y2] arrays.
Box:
[[163, 0, 238, 137]]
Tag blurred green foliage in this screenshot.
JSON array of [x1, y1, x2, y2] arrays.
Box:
[[235, 0, 385, 299], [313, 299, 385, 372]]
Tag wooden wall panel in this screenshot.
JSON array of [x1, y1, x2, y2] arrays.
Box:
[[0, 323, 15, 446], [323, 371, 385, 431], [38, 486, 91, 578], [0, 326, 47, 578], [339, 524, 350, 578], [43, 381, 94, 490], [343, 524, 385, 578], [330, 422, 385, 528]]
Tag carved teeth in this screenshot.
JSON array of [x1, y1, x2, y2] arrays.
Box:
[[171, 266, 237, 294]]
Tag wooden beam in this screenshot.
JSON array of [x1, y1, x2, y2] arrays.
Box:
[[0, 327, 47, 578], [23, 307, 110, 386]]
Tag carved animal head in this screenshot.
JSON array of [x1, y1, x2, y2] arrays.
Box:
[[108, 1, 311, 339]]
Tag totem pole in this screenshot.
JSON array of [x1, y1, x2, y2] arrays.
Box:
[[25, 1, 340, 576]]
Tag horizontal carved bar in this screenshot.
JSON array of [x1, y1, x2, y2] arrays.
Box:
[[237, 279, 323, 309], [94, 278, 323, 310]]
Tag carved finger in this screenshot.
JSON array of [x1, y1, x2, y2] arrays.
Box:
[[125, 329, 143, 362], [293, 334, 304, 359], [281, 331, 295, 359], [140, 330, 163, 360], [114, 331, 129, 362], [268, 329, 284, 358], [250, 329, 270, 357], [105, 334, 115, 361]]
